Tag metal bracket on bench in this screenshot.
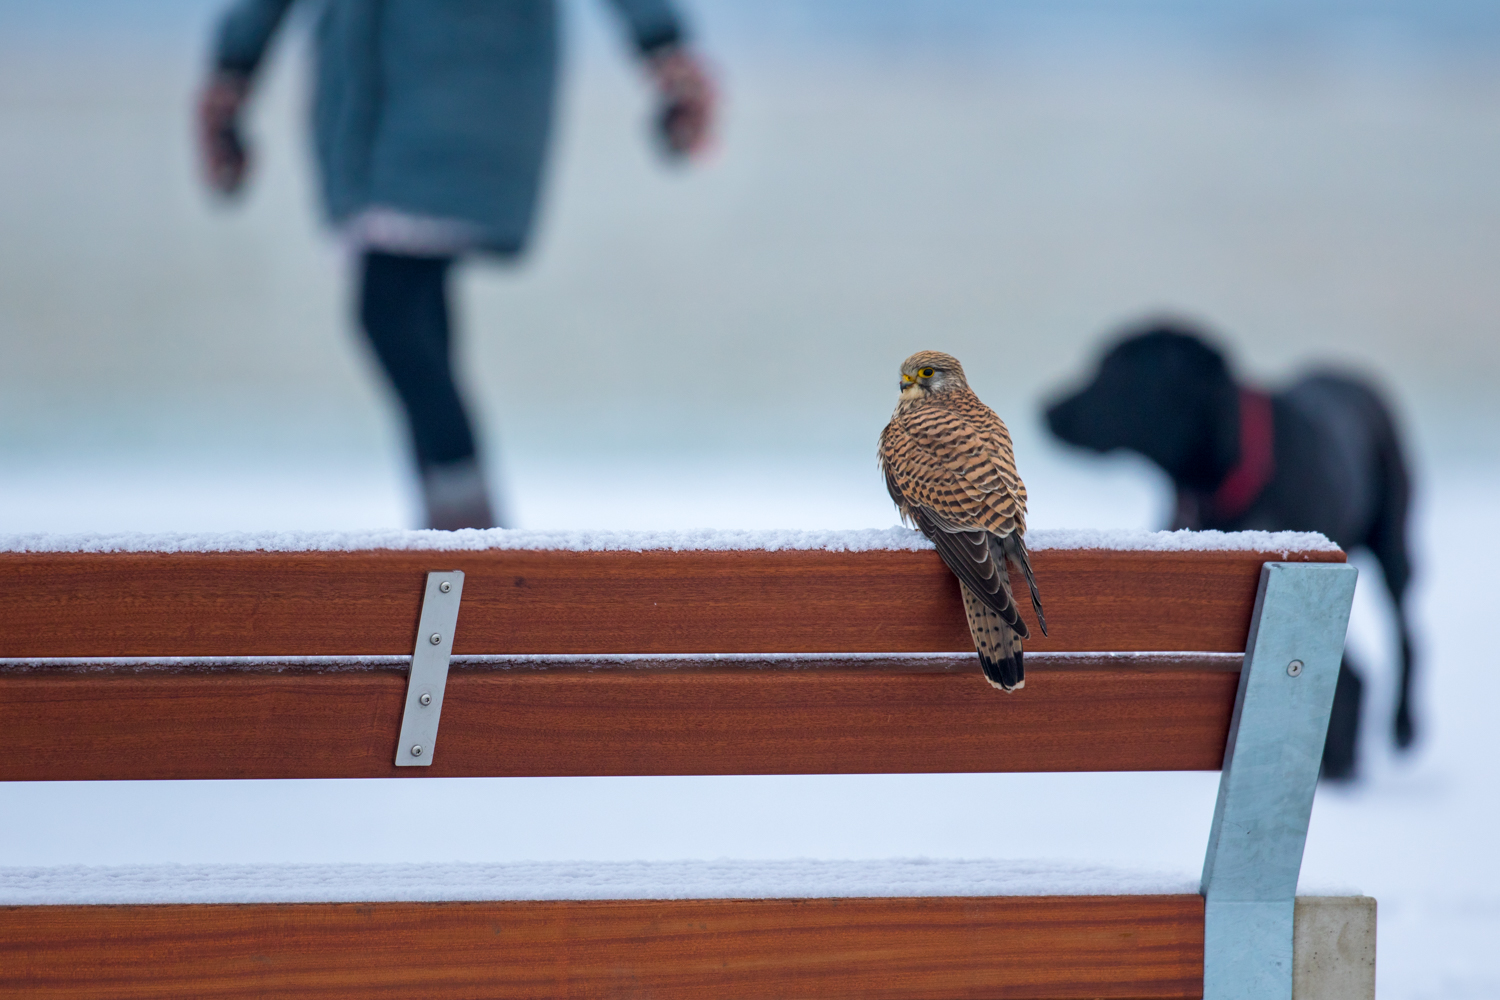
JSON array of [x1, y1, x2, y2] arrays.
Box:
[[394, 571, 465, 767], [1200, 561, 1358, 1000]]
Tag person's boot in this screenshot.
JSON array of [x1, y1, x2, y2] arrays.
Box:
[[1320, 657, 1364, 782], [421, 457, 499, 530]]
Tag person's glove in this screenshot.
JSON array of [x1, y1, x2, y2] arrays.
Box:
[[196, 72, 252, 196], [648, 47, 716, 160]]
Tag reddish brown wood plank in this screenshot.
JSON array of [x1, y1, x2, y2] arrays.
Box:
[[0, 661, 1238, 781], [0, 547, 1341, 658], [0, 894, 1204, 1000]]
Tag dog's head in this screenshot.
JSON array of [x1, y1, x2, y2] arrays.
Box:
[[1044, 321, 1241, 489]]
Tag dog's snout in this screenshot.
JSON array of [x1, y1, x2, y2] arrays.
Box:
[[1043, 383, 1123, 453], [1044, 393, 1088, 446]]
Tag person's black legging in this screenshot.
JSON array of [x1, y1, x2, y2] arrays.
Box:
[[358, 251, 477, 470]]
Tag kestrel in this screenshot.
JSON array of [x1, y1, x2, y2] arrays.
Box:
[[879, 351, 1047, 691]]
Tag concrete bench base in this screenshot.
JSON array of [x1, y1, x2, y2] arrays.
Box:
[[1296, 896, 1376, 1000]]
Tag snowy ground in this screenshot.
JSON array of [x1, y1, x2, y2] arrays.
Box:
[[1301, 469, 1500, 1000], [0, 451, 1495, 998]]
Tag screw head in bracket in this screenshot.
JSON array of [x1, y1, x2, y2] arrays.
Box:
[[429, 632, 442, 645], [1287, 659, 1304, 677], [439, 581, 452, 593], [410, 744, 423, 757], [419, 692, 432, 707]]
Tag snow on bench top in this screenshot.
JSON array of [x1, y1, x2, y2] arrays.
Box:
[[0, 526, 1338, 555], [0, 858, 1199, 905], [0, 858, 1359, 906]]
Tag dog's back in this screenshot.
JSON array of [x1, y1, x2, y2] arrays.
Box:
[[1282, 373, 1411, 584], [1272, 374, 1410, 563]]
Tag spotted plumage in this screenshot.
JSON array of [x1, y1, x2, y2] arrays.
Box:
[[879, 351, 1047, 691]]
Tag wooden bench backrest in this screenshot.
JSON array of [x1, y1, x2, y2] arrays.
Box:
[[1, 547, 1337, 656], [0, 544, 1343, 783]]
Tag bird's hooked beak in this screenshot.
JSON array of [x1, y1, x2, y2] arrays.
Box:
[[899, 372, 926, 399]]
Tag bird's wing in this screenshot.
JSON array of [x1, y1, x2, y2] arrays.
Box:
[[892, 402, 1026, 536], [882, 418, 1028, 635], [914, 506, 1028, 638], [1002, 532, 1047, 637]]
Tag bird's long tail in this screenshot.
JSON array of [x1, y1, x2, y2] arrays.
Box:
[[962, 582, 1024, 691]]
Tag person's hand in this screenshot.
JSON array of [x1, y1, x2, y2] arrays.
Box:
[[647, 47, 716, 160], [197, 72, 252, 196]]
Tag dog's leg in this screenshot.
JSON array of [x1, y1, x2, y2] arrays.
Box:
[[1321, 655, 1364, 781], [1393, 609, 1416, 748], [1365, 394, 1417, 750]]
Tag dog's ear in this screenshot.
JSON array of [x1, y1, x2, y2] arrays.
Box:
[[1206, 375, 1242, 483], [1121, 325, 1239, 488]]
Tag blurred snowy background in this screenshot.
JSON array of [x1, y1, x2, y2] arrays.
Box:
[[2, 1, 1498, 995]]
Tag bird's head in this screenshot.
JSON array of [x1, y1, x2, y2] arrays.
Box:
[[898, 351, 967, 400]]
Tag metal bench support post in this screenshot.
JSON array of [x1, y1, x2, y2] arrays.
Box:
[[1201, 561, 1358, 1000]]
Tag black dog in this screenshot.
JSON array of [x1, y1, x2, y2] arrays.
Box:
[[1045, 321, 1415, 780]]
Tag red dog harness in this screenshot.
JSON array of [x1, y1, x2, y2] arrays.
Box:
[[1211, 388, 1275, 521]]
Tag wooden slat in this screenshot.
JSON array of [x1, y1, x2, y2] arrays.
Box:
[[0, 547, 1342, 658], [0, 894, 1205, 1000], [0, 658, 1238, 781]]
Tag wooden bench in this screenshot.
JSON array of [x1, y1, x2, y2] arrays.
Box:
[[0, 529, 1370, 999]]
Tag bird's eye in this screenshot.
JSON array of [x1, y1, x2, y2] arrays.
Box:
[[919, 367, 935, 378]]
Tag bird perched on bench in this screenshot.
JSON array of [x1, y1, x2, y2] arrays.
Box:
[[880, 351, 1048, 691]]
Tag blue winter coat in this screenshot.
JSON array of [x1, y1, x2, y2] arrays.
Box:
[[214, 0, 684, 252]]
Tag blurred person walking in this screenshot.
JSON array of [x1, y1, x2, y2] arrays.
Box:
[[196, 0, 714, 529]]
